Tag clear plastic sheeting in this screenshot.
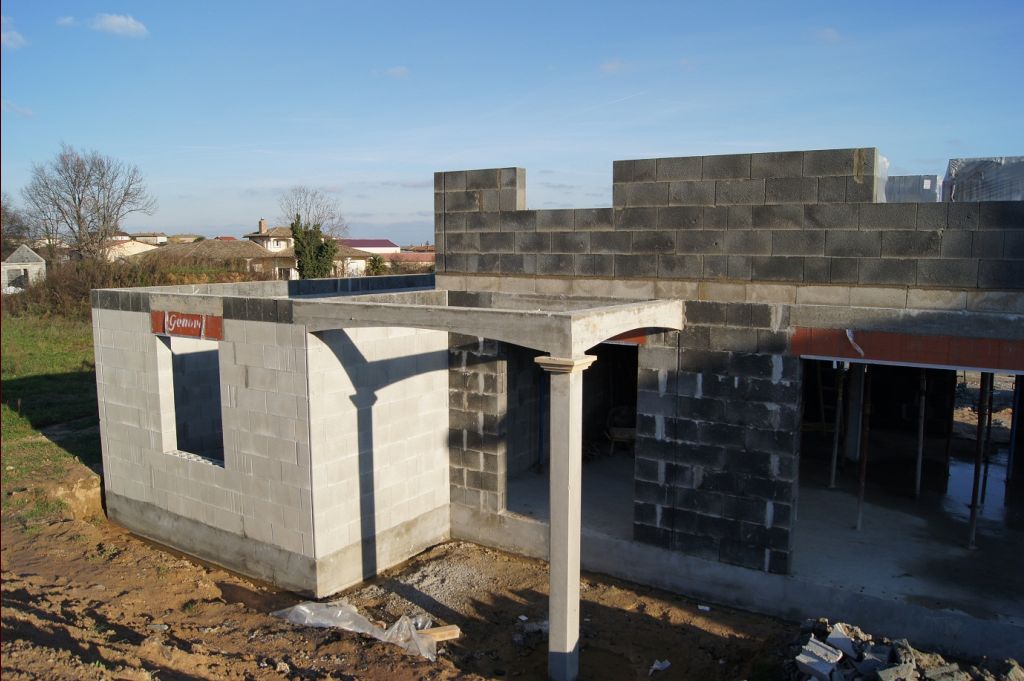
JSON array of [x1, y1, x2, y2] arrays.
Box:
[[943, 157, 1024, 201], [885, 175, 941, 203], [272, 600, 438, 661]]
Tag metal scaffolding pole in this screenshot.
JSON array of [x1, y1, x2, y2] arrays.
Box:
[[967, 372, 993, 549]]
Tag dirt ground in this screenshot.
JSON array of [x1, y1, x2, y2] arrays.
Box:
[[2, 464, 792, 681]]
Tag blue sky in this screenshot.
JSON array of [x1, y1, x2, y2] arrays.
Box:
[[2, 2, 1022, 244]]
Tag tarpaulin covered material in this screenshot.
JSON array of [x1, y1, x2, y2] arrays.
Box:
[[943, 157, 1024, 201]]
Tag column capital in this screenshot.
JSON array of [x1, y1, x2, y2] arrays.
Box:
[[534, 355, 596, 374]]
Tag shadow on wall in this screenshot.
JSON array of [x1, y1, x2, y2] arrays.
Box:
[[318, 329, 449, 581]]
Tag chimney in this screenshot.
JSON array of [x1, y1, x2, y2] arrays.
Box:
[[258, 218, 268, 234]]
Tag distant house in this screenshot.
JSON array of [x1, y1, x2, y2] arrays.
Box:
[[214, 236, 237, 241], [342, 238, 400, 254], [245, 219, 293, 253], [2, 245, 46, 289], [332, 243, 375, 277], [131, 232, 169, 245], [109, 230, 131, 242], [131, 238, 295, 279], [386, 251, 435, 272], [103, 240, 159, 261]]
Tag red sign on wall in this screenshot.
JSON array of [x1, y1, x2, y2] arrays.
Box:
[[151, 311, 224, 340]]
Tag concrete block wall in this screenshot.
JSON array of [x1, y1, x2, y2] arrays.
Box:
[[306, 327, 450, 566], [435, 149, 1024, 292], [448, 333, 509, 513], [634, 303, 800, 573]]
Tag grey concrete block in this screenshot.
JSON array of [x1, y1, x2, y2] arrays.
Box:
[[480, 189, 499, 212], [703, 154, 751, 180], [659, 206, 703, 230], [434, 172, 444, 192], [514, 232, 549, 253], [445, 190, 481, 212], [766, 177, 818, 204], [676, 231, 725, 254], [978, 260, 1024, 288], [704, 206, 729, 229], [499, 188, 521, 212], [590, 231, 632, 253], [817, 176, 847, 202], [536, 209, 575, 231], [881, 231, 941, 258], [728, 255, 752, 280], [443, 171, 467, 191], [724, 230, 771, 255], [550, 231, 589, 253], [858, 259, 917, 285], [466, 212, 500, 232], [845, 177, 875, 202], [685, 301, 727, 324], [947, 203, 980, 230], [616, 255, 658, 278], [446, 232, 479, 252], [575, 208, 613, 231], [633, 159, 657, 182], [803, 148, 874, 177], [500, 211, 537, 232], [916, 202, 947, 231], [659, 255, 703, 278], [625, 182, 670, 207], [536, 254, 575, 276], [669, 180, 716, 206], [751, 151, 804, 179], [803, 257, 830, 283], [479, 232, 514, 253], [499, 254, 537, 275], [615, 207, 658, 231], [918, 260, 978, 288], [859, 203, 918, 230], [829, 258, 859, 283], [825, 231, 880, 257], [1005, 232, 1024, 258], [590, 254, 615, 276], [751, 205, 803, 229], [703, 255, 729, 280], [613, 160, 633, 184], [751, 256, 803, 282], [466, 169, 500, 190], [466, 254, 500, 273], [804, 203, 858, 230], [772, 231, 825, 256], [657, 156, 703, 181], [728, 206, 753, 229], [500, 167, 524, 189], [972, 231, 1004, 258], [941, 231, 973, 258], [632, 231, 676, 253], [979, 201, 1024, 229], [443, 213, 466, 232], [716, 179, 765, 205]]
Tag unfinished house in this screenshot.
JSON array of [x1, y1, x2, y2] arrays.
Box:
[[92, 147, 1023, 680]]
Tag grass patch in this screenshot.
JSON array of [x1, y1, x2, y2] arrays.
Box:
[[1, 314, 100, 527]]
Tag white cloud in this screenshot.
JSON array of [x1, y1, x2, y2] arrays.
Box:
[[1, 16, 27, 49], [90, 13, 148, 38], [599, 59, 626, 75], [384, 65, 409, 78], [56, 16, 75, 27], [1, 99, 33, 117], [814, 27, 842, 44]]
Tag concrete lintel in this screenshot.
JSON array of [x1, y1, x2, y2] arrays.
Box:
[[294, 295, 683, 358], [790, 305, 1024, 341]]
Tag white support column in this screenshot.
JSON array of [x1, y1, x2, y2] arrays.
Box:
[[535, 354, 596, 681]]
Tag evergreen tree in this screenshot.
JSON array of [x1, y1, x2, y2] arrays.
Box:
[[291, 213, 337, 279]]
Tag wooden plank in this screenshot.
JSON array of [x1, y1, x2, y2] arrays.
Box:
[[419, 625, 461, 642]]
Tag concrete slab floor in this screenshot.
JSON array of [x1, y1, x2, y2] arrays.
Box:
[[507, 451, 634, 541], [795, 434, 1024, 624]]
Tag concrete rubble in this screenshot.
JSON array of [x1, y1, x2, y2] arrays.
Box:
[[787, 618, 1023, 681]]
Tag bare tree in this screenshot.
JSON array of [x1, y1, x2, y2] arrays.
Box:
[[1, 192, 30, 258], [277, 185, 348, 238], [21, 144, 157, 258]]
